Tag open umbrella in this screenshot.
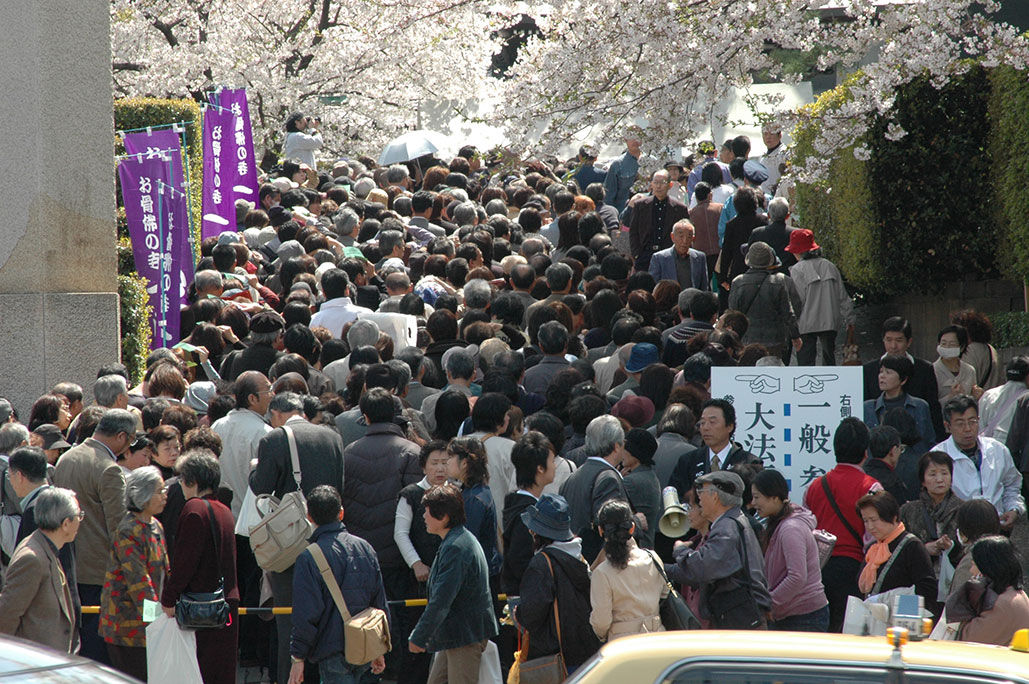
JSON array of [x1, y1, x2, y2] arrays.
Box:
[[378, 129, 452, 166]]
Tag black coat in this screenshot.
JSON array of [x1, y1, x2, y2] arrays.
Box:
[[516, 547, 600, 670], [220, 343, 282, 382], [627, 195, 689, 258], [501, 492, 536, 595], [864, 458, 912, 505], [862, 357, 944, 441], [250, 418, 345, 500], [718, 213, 768, 284], [748, 220, 797, 272]]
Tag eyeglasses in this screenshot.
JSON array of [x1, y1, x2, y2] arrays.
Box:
[[72, 511, 85, 521], [949, 418, 979, 429]]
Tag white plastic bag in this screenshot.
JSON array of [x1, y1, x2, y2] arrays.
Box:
[[146, 613, 204, 684], [234, 487, 262, 537], [478, 640, 502, 684]]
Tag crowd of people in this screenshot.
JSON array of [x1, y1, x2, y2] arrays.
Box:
[[1, 118, 1029, 684]]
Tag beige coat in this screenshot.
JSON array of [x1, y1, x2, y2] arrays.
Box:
[[0, 530, 78, 653], [961, 587, 1029, 646], [590, 541, 668, 641], [53, 438, 126, 585]]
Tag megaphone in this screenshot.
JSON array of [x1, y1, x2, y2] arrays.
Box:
[[659, 486, 691, 538]]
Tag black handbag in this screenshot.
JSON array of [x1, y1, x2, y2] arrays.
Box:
[[706, 518, 765, 630], [648, 552, 701, 630], [175, 500, 231, 630]]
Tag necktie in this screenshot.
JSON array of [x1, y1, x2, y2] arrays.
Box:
[[711, 452, 721, 471]]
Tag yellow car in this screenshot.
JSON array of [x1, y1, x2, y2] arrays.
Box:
[[567, 630, 1029, 684]]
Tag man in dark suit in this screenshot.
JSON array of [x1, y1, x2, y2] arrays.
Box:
[[559, 415, 629, 562], [648, 219, 710, 290], [250, 391, 346, 684], [220, 310, 285, 381], [748, 197, 796, 272], [861, 316, 944, 441], [10, 446, 79, 617], [670, 399, 761, 497], [627, 169, 689, 272]]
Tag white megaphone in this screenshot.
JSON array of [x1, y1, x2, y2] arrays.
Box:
[[659, 486, 691, 538]]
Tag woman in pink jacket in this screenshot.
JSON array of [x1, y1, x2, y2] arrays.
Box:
[[947, 535, 1029, 645], [752, 469, 829, 631]]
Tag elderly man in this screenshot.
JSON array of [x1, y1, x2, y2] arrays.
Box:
[[0, 487, 81, 653], [748, 197, 796, 271], [648, 219, 710, 290], [628, 169, 689, 272], [667, 470, 771, 629], [212, 371, 274, 520], [559, 415, 630, 562], [53, 408, 133, 663], [523, 321, 571, 395], [727, 241, 802, 359]]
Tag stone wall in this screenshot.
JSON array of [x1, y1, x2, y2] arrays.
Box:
[[0, 1, 119, 417]]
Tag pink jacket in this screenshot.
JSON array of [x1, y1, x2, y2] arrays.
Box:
[[763, 504, 828, 621]]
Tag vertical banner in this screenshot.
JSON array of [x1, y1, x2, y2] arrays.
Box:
[[119, 154, 185, 348], [209, 88, 259, 203], [123, 131, 195, 316], [711, 366, 863, 498], [201, 104, 237, 239]]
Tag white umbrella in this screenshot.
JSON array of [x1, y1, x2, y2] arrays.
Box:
[[378, 129, 452, 166]]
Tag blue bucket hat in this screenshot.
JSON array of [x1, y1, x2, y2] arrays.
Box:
[[521, 494, 574, 542], [625, 342, 659, 373]]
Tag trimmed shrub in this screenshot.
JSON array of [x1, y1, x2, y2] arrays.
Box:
[[989, 66, 1029, 279], [990, 312, 1029, 349], [118, 273, 153, 384]]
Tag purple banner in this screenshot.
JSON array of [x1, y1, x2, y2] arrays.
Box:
[[119, 153, 187, 349], [209, 88, 259, 205], [201, 104, 237, 239], [123, 130, 195, 318]]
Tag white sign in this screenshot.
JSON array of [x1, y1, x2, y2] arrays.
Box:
[[711, 366, 863, 496]]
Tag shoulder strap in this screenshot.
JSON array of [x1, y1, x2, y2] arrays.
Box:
[[282, 424, 302, 490], [540, 551, 561, 651], [307, 542, 352, 621], [871, 533, 916, 595], [821, 475, 864, 546], [729, 517, 755, 593], [739, 271, 770, 317], [203, 500, 225, 586]]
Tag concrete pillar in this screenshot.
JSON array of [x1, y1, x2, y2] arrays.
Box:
[[0, 1, 119, 417]]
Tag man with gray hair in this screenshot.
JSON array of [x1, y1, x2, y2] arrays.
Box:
[[0, 423, 32, 563], [452, 200, 479, 228], [194, 269, 224, 299], [53, 408, 133, 663], [668, 470, 772, 628], [559, 414, 630, 562], [462, 278, 493, 312], [333, 207, 360, 246], [748, 196, 796, 271], [386, 163, 411, 189], [419, 348, 476, 436], [0, 486, 80, 653], [378, 272, 413, 313], [322, 317, 380, 389], [93, 374, 129, 409]]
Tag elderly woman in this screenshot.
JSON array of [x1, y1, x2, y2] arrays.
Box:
[[857, 491, 937, 610], [100, 466, 170, 680], [751, 469, 829, 631], [946, 535, 1029, 645], [621, 429, 661, 550], [0, 487, 81, 653], [590, 500, 668, 641], [408, 484, 499, 684], [899, 451, 963, 575], [160, 450, 238, 684]]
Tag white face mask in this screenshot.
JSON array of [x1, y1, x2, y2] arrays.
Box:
[[938, 345, 961, 359]]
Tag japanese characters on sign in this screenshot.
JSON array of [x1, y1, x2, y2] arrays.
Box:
[[118, 152, 187, 349], [711, 367, 864, 497], [209, 88, 258, 203], [201, 104, 237, 239]]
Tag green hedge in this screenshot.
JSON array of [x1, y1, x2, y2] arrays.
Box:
[[794, 65, 1029, 297], [990, 312, 1029, 349], [793, 74, 881, 290], [118, 274, 153, 384], [114, 98, 202, 374], [989, 66, 1029, 278]]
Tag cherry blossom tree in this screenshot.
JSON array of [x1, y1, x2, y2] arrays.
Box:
[[111, 0, 502, 155], [489, 0, 1029, 180]]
